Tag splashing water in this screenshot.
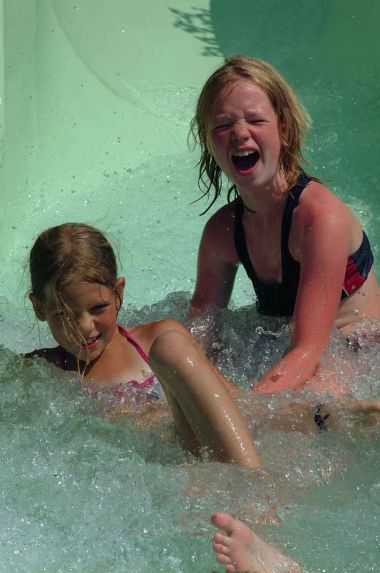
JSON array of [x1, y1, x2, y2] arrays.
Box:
[[1, 296, 379, 572]]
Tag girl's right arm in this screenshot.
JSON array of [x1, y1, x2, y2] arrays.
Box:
[[190, 207, 239, 315]]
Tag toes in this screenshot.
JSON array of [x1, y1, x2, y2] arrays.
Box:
[[214, 532, 229, 545], [216, 553, 234, 565], [213, 539, 237, 564], [211, 511, 235, 534]]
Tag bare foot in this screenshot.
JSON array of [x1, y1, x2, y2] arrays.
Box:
[[211, 512, 301, 573]]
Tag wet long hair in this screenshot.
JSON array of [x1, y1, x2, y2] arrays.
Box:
[[189, 55, 312, 213], [29, 223, 121, 351]]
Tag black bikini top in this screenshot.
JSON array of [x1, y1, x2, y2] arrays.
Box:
[[234, 173, 310, 316], [234, 173, 374, 316]]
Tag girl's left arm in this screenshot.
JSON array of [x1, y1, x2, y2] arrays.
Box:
[[254, 201, 350, 394]]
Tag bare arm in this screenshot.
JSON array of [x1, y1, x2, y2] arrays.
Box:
[[254, 199, 350, 394], [190, 207, 239, 315]]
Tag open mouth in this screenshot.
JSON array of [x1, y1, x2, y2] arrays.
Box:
[[83, 334, 101, 349], [232, 150, 260, 171]]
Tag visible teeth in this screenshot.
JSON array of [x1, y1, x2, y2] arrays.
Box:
[[86, 336, 98, 344], [234, 150, 256, 157]]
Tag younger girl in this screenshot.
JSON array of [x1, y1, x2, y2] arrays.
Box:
[[27, 222, 260, 468], [190, 55, 380, 394]]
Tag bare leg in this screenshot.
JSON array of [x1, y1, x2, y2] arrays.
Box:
[[331, 399, 380, 428], [248, 399, 380, 434], [211, 512, 302, 573], [342, 399, 380, 416], [149, 330, 261, 468]]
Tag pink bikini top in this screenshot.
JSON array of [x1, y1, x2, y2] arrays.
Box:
[[59, 325, 160, 403], [91, 325, 160, 404], [114, 324, 156, 390]]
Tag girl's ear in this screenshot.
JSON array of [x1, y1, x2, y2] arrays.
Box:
[[29, 293, 47, 322], [115, 277, 126, 310]]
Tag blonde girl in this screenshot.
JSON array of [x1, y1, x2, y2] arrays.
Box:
[[28, 222, 260, 468]]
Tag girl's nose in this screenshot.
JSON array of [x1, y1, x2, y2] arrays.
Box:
[[231, 119, 250, 141], [78, 312, 95, 336]]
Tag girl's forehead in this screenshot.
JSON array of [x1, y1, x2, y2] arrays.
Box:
[[43, 281, 113, 308], [211, 80, 272, 116], [64, 282, 111, 300]]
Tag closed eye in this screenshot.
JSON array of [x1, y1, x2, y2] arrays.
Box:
[[247, 118, 266, 125], [90, 303, 110, 314], [213, 118, 267, 132], [212, 122, 233, 132]]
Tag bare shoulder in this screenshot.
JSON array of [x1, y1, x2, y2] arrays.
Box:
[[296, 180, 349, 221], [292, 180, 362, 247], [127, 319, 191, 353], [201, 202, 239, 264], [203, 203, 235, 236]]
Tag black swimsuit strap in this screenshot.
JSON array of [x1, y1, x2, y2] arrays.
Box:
[[280, 173, 311, 277], [233, 173, 311, 315], [234, 198, 256, 282], [234, 173, 311, 285]]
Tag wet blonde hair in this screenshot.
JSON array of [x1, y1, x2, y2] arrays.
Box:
[[189, 55, 311, 212], [29, 223, 121, 351]]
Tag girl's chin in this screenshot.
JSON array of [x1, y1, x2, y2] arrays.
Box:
[[81, 350, 102, 363], [232, 165, 260, 184], [77, 346, 103, 364]]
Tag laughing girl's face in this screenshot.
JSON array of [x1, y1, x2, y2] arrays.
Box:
[[209, 81, 283, 194]]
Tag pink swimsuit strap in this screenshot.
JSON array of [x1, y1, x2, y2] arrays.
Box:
[[117, 324, 155, 388], [117, 324, 149, 363]]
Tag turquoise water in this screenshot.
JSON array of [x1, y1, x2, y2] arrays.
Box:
[[1, 1, 380, 571]]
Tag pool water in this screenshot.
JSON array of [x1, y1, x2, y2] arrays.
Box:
[[1, 1, 379, 572], [1, 310, 380, 573]]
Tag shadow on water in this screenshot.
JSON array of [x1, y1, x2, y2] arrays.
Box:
[[210, 0, 326, 74], [169, 6, 220, 57], [174, 0, 380, 86]]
